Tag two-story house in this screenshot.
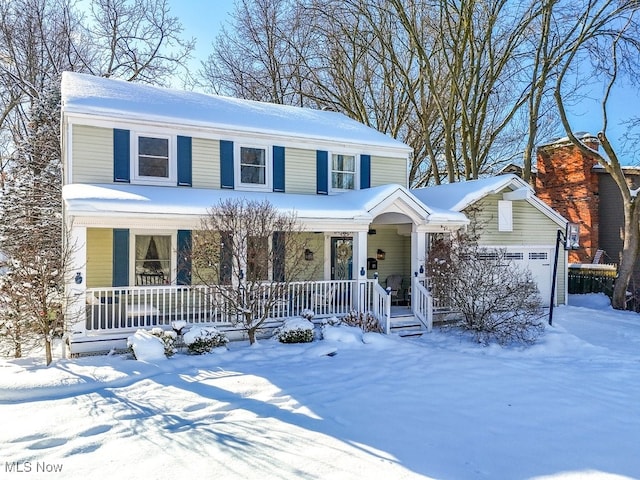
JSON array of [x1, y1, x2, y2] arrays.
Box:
[[61, 73, 569, 354], [61, 72, 472, 354]]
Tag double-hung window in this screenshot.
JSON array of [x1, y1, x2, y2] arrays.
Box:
[[133, 234, 173, 285], [133, 134, 175, 185], [236, 145, 271, 191], [331, 153, 356, 191]]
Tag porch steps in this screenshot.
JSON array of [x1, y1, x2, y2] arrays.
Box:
[[390, 315, 426, 338]]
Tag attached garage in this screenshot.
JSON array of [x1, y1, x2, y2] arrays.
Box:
[[412, 175, 568, 306]]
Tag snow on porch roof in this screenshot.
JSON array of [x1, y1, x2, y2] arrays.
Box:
[[60, 72, 412, 152], [62, 183, 467, 225], [410, 174, 567, 226]]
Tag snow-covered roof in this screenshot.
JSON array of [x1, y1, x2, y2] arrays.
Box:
[[60, 72, 411, 153], [411, 174, 567, 226], [62, 183, 467, 227]]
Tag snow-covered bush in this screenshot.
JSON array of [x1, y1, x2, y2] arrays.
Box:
[[339, 311, 383, 333], [149, 328, 177, 357], [427, 220, 544, 346], [300, 309, 315, 321], [183, 326, 228, 354], [274, 317, 314, 343], [127, 329, 167, 361]]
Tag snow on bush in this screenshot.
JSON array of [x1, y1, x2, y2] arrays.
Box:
[[171, 320, 188, 334], [274, 317, 315, 344], [339, 311, 383, 333], [149, 328, 177, 357], [300, 309, 315, 321], [127, 329, 167, 362], [183, 326, 228, 354]]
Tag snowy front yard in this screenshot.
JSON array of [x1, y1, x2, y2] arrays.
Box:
[[1, 294, 639, 480]]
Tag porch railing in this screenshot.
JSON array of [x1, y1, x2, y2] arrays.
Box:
[[84, 279, 376, 334], [371, 281, 391, 334], [412, 276, 433, 332]]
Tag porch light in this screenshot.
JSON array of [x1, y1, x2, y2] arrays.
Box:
[[304, 248, 314, 261], [74, 272, 83, 285], [564, 222, 580, 250], [376, 249, 386, 260]]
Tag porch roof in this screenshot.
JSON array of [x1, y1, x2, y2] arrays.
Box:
[[62, 183, 467, 228]]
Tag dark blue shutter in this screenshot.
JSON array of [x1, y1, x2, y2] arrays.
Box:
[[112, 229, 129, 287], [177, 230, 192, 285], [220, 140, 234, 189], [220, 232, 232, 284], [273, 146, 285, 192], [316, 150, 328, 195], [360, 154, 371, 189], [177, 136, 192, 186], [273, 231, 285, 282], [113, 129, 130, 183]]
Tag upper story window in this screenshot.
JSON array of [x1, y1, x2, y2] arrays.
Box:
[[331, 153, 356, 191], [139, 137, 169, 177], [236, 144, 271, 191], [133, 133, 175, 185]]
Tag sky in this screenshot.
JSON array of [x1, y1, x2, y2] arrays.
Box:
[[168, 0, 639, 156], [1, 294, 639, 479]]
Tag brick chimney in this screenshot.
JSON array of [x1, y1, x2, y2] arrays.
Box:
[[535, 133, 600, 263]]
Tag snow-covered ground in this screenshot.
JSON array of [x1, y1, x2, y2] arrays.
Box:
[[1, 294, 639, 480]]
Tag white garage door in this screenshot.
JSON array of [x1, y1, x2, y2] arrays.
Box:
[[505, 248, 553, 307]]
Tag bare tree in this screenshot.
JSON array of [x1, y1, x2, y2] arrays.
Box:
[[553, 3, 640, 309], [426, 222, 544, 345], [78, 0, 194, 85], [190, 199, 317, 345]]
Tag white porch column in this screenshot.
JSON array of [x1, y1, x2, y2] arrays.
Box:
[[411, 225, 428, 279], [352, 229, 368, 310], [64, 223, 87, 353]]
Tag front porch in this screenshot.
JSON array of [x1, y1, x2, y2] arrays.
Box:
[[67, 277, 434, 355]]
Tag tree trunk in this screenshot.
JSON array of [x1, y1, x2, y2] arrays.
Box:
[[612, 202, 640, 310], [247, 328, 257, 345], [45, 339, 52, 365]]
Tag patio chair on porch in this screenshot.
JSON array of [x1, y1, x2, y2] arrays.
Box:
[[385, 275, 404, 305], [137, 271, 165, 285]]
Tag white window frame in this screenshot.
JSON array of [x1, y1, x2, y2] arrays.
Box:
[[329, 152, 359, 194], [234, 143, 272, 192], [129, 230, 177, 286], [131, 132, 176, 186]]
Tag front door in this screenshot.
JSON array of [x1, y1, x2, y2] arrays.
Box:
[[331, 237, 353, 280]]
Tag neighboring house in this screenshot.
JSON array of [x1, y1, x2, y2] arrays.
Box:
[[535, 134, 640, 267], [535, 134, 640, 302], [411, 174, 569, 307], [61, 72, 471, 354]]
